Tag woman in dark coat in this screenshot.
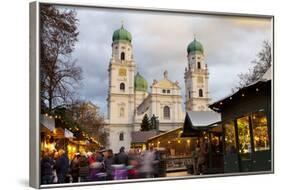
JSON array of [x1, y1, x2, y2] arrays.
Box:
[[55, 149, 70, 184], [41, 150, 55, 184]]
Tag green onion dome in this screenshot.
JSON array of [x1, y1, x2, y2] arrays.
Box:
[[112, 24, 132, 43], [187, 39, 204, 54], [134, 72, 148, 92]]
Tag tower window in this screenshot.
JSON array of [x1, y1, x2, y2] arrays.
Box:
[[199, 89, 203, 97], [167, 90, 170, 94], [120, 107, 125, 117], [119, 132, 124, 141], [121, 52, 125, 60], [164, 106, 170, 120], [197, 62, 201, 69], [120, 83, 125, 91], [162, 89, 166, 93]]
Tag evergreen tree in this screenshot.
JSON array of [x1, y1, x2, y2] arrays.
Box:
[[140, 114, 151, 131]]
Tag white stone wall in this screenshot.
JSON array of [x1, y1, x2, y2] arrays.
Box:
[[149, 84, 184, 131], [108, 124, 132, 153], [150, 94, 183, 123]]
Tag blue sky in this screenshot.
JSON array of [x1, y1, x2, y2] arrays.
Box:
[[57, 5, 272, 117]]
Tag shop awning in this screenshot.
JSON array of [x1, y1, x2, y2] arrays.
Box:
[[181, 111, 221, 137]]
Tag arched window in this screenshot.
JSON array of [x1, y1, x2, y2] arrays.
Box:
[[121, 52, 125, 60], [119, 132, 124, 141], [120, 107, 125, 117], [120, 83, 125, 92], [199, 89, 203, 97], [164, 106, 170, 120], [197, 62, 201, 69]]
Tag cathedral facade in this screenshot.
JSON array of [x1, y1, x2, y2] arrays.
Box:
[[106, 24, 210, 153]]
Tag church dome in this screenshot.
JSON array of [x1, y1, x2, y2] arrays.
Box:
[[134, 72, 148, 92], [112, 24, 132, 43], [187, 39, 204, 54]]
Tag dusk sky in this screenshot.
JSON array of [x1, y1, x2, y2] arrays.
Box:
[[57, 5, 272, 116]]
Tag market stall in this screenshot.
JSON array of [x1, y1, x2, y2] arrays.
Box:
[[209, 68, 272, 173]]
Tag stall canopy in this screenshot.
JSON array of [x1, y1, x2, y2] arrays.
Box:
[[181, 111, 221, 137]]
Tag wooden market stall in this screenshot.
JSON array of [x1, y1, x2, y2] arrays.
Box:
[[147, 110, 223, 173], [209, 68, 272, 173]]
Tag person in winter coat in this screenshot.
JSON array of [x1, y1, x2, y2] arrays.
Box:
[[152, 149, 161, 178], [127, 149, 139, 179], [78, 153, 90, 182], [55, 149, 70, 184], [139, 148, 155, 178], [197, 138, 209, 174], [70, 153, 80, 183], [87, 152, 96, 165], [41, 149, 55, 184], [104, 149, 115, 180], [115, 147, 128, 165]]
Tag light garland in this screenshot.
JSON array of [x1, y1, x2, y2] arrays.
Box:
[[42, 112, 103, 148]]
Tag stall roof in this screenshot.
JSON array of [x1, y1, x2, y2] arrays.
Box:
[[147, 127, 182, 141], [209, 66, 271, 112], [40, 114, 55, 132], [182, 111, 221, 137], [187, 111, 221, 127], [131, 131, 158, 143]]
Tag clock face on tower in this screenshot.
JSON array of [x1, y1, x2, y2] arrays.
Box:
[[119, 68, 127, 76]]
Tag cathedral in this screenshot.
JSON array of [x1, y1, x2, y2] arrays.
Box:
[[106, 24, 210, 153]]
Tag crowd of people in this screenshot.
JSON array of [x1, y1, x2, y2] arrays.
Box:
[[41, 146, 162, 184]]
